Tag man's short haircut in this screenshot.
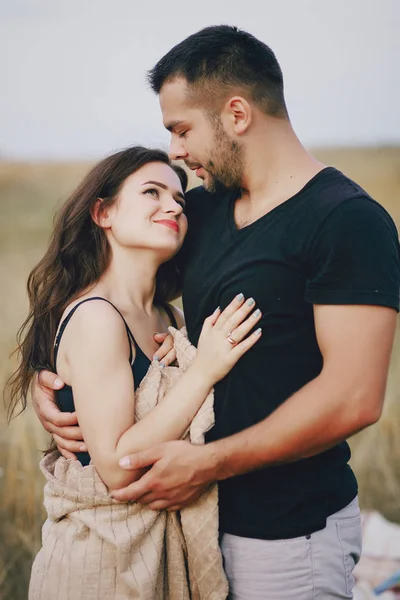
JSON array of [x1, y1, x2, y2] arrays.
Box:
[[148, 25, 288, 118]]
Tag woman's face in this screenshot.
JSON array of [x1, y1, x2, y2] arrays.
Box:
[[104, 161, 188, 261]]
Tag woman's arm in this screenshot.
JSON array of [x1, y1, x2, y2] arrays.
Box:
[[52, 296, 261, 491]]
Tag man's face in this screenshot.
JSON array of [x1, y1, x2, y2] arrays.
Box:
[[159, 78, 244, 192]]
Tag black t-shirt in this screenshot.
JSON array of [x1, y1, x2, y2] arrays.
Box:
[[181, 167, 400, 540]]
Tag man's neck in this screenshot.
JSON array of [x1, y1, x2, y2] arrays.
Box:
[[234, 123, 326, 225]]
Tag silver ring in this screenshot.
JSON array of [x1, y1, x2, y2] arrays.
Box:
[[227, 333, 236, 345]]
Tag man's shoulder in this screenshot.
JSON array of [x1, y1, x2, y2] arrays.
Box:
[[307, 167, 371, 206], [301, 167, 389, 226]]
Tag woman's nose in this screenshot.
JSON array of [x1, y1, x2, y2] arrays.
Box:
[[163, 197, 184, 215]]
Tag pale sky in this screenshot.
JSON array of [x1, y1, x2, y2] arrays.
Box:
[[1, 0, 399, 160]]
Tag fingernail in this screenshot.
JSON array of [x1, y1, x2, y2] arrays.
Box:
[[253, 309, 261, 318], [119, 457, 131, 468], [254, 327, 262, 335], [54, 378, 63, 388], [153, 332, 161, 335], [159, 362, 165, 368], [236, 293, 244, 302], [213, 306, 220, 314], [246, 297, 255, 306], [153, 355, 160, 361], [79, 445, 86, 452]]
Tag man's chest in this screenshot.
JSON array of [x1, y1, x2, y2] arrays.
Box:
[[182, 222, 311, 343]]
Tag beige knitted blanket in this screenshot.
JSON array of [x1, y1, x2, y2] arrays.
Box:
[[29, 327, 228, 600]]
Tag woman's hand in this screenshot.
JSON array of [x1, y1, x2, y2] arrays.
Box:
[[194, 293, 262, 385], [152, 332, 177, 367]]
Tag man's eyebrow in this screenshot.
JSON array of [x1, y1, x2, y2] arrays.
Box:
[[142, 181, 185, 201], [165, 120, 185, 132]]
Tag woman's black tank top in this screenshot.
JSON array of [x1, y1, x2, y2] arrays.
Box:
[[53, 296, 177, 465]]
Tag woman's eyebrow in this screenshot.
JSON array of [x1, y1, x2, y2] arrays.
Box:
[[142, 181, 185, 201]]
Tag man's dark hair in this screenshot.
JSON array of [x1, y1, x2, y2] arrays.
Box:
[[148, 25, 288, 118]]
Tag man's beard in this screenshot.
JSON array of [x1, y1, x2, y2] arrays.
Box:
[[203, 118, 245, 193]]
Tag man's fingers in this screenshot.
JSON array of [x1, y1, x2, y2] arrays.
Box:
[[37, 369, 64, 391], [44, 420, 81, 438], [57, 447, 78, 460], [111, 471, 154, 502], [132, 491, 158, 505], [148, 500, 174, 511], [53, 433, 87, 453], [119, 447, 162, 471], [41, 406, 79, 428]]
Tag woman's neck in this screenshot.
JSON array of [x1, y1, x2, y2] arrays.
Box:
[[94, 247, 161, 316]]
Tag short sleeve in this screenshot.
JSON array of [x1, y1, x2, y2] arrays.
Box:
[[305, 196, 400, 311]]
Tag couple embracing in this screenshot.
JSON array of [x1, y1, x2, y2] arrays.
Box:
[[8, 25, 400, 600]]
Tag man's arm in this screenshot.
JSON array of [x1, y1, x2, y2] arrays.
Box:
[[33, 371, 86, 458], [32, 332, 182, 458], [112, 303, 396, 508], [207, 303, 396, 477]]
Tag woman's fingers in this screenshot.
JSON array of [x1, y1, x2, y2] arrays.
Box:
[[219, 297, 258, 336], [159, 348, 177, 367], [233, 326, 262, 356], [214, 294, 245, 329], [152, 333, 174, 362], [229, 307, 262, 344]]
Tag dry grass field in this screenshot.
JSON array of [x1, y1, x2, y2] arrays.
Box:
[[0, 147, 399, 598]]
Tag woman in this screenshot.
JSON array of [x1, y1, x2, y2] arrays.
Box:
[[7, 146, 262, 599]]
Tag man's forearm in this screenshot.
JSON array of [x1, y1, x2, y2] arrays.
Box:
[[203, 370, 382, 483]]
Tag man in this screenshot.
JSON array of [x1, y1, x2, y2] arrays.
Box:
[[34, 26, 399, 599]]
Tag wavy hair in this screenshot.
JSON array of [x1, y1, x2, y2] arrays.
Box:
[[5, 146, 188, 419]]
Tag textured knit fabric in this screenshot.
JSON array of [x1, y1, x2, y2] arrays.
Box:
[[29, 327, 228, 600]]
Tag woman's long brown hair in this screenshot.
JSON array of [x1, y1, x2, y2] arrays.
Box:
[[5, 146, 188, 420]]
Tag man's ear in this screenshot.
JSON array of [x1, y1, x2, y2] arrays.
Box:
[[222, 95, 252, 136], [91, 198, 112, 228]]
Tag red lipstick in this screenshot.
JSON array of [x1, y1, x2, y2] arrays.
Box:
[[154, 219, 179, 233]]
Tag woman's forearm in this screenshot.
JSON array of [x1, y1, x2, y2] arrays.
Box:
[[99, 361, 213, 489], [116, 360, 212, 458]]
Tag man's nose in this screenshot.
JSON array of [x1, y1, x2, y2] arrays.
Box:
[[168, 136, 188, 161]]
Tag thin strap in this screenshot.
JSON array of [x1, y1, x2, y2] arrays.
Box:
[[163, 303, 178, 329], [53, 297, 134, 370]]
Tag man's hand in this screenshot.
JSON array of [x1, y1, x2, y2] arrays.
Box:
[[152, 332, 177, 366], [32, 370, 86, 459], [111, 441, 214, 510]]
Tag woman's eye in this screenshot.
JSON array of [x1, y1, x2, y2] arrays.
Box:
[[176, 199, 186, 210], [178, 131, 187, 139], [144, 188, 158, 197]]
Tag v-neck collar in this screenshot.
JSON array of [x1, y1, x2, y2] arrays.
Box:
[[227, 167, 335, 234]]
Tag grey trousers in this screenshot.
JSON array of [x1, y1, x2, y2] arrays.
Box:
[[220, 497, 362, 600]]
